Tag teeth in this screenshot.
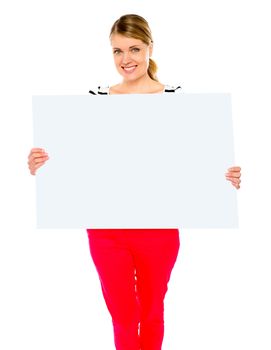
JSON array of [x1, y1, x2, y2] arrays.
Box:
[[123, 66, 136, 71]]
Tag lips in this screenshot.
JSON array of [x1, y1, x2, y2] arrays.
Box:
[[122, 65, 137, 73]]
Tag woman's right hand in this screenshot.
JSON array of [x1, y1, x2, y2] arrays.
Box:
[[28, 148, 49, 175]]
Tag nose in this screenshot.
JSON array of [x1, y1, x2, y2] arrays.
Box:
[[121, 50, 132, 64]]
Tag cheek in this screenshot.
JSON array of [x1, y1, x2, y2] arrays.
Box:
[[113, 56, 122, 68], [136, 53, 149, 66], [143, 52, 150, 64]]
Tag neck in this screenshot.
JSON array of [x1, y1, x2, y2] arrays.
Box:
[[121, 74, 156, 93]]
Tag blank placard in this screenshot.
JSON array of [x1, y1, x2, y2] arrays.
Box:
[[33, 93, 238, 229]]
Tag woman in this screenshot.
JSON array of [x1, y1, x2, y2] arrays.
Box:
[[28, 14, 241, 350]]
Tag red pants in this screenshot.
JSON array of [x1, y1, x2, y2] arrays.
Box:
[[87, 229, 180, 350]]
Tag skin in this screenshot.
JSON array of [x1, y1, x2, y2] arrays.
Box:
[[109, 34, 164, 94], [28, 34, 241, 189]]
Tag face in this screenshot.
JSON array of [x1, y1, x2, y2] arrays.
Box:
[[110, 34, 153, 82]]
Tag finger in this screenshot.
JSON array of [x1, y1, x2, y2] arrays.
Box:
[[28, 149, 48, 159], [28, 152, 49, 162], [28, 157, 49, 172], [28, 148, 46, 157], [33, 155, 49, 164], [227, 166, 241, 172], [28, 158, 49, 169], [31, 148, 46, 152], [226, 177, 241, 185], [228, 180, 241, 190], [29, 160, 48, 175], [28, 151, 48, 159], [225, 171, 241, 178], [225, 175, 241, 182]]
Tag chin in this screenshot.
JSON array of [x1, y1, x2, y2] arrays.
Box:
[[120, 75, 138, 82]]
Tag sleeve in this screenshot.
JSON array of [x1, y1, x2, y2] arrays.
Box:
[[164, 85, 182, 93], [88, 86, 109, 95], [174, 85, 182, 93]]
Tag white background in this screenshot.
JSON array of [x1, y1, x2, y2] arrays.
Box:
[[0, 0, 270, 349]]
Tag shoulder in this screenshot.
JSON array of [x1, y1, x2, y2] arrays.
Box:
[[164, 84, 182, 93], [88, 84, 182, 95], [88, 86, 110, 95]]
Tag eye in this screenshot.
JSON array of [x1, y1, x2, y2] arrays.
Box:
[[131, 48, 140, 53], [113, 49, 121, 55]]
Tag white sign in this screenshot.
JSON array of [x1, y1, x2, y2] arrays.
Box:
[[33, 94, 238, 229]]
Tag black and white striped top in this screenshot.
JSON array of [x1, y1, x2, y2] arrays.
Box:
[[89, 85, 181, 95]]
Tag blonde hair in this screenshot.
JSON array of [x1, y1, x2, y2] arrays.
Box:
[[110, 14, 159, 82]]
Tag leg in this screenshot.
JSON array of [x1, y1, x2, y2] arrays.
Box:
[[127, 229, 180, 350], [87, 229, 140, 350]]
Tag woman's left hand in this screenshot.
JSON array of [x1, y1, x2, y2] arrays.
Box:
[[225, 166, 241, 189]]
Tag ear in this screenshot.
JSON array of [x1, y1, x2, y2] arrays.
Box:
[[149, 43, 153, 57]]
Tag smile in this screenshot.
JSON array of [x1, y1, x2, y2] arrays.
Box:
[[122, 65, 137, 73]]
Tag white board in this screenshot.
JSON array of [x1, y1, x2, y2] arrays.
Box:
[[33, 93, 238, 228]]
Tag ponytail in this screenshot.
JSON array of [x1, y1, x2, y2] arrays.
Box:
[[148, 58, 159, 82]]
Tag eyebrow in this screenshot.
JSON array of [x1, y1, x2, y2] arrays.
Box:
[[112, 45, 141, 50]]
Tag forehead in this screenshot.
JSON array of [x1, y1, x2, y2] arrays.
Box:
[[110, 34, 145, 48]]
